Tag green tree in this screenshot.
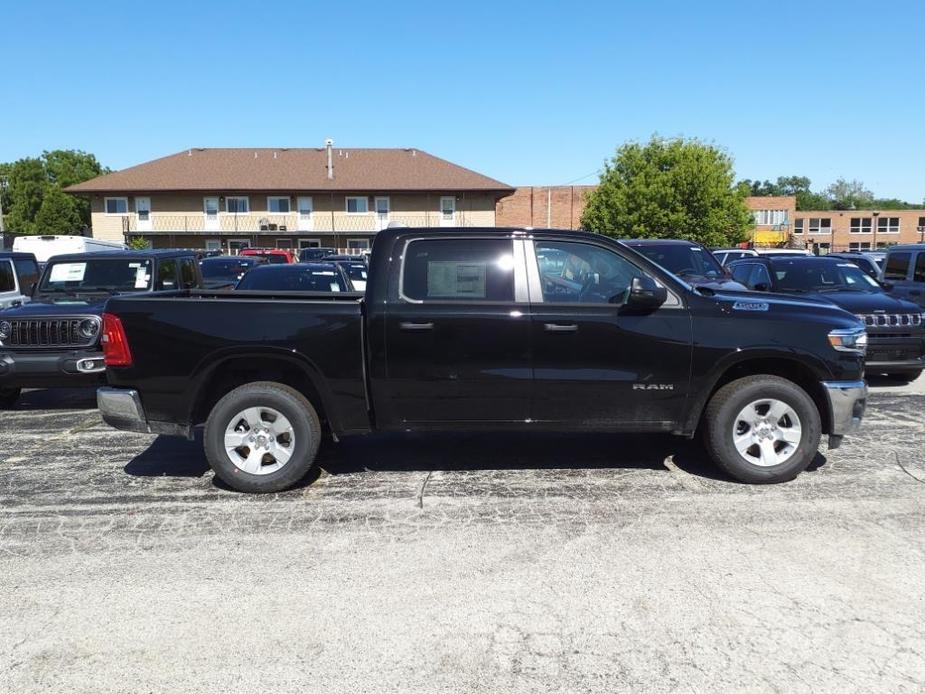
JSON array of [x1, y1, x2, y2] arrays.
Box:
[[127, 237, 151, 250], [32, 186, 82, 234], [825, 178, 874, 210], [4, 158, 47, 234], [42, 150, 107, 227], [581, 136, 752, 247]]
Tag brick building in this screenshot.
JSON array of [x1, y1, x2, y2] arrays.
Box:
[[495, 186, 595, 229]]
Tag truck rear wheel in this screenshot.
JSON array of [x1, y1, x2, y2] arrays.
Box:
[[703, 375, 821, 484], [0, 387, 21, 409], [204, 381, 322, 493]]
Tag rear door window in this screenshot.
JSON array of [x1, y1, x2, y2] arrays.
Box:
[[13, 259, 39, 291], [401, 239, 514, 302], [157, 259, 179, 290], [179, 258, 198, 288], [884, 252, 911, 281], [914, 253, 925, 284], [731, 264, 753, 284]]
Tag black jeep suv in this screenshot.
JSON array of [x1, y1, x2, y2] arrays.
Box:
[[0, 249, 201, 408]]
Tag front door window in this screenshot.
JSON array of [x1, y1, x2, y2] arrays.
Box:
[[297, 197, 313, 231], [439, 196, 455, 227], [204, 197, 220, 231], [135, 197, 152, 231], [375, 197, 390, 230]]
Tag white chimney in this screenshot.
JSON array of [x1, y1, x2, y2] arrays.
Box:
[[325, 138, 334, 180]]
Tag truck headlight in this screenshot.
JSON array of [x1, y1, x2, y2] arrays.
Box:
[[78, 319, 100, 339], [828, 328, 867, 354], [0, 321, 10, 341]]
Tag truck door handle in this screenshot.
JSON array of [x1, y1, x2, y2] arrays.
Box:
[[544, 323, 578, 333], [400, 321, 434, 331]]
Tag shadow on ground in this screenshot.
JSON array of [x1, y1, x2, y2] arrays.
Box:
[[13, 388, 98, 411], [123, 429, 829, 490]]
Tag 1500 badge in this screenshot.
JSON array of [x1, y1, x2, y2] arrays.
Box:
[[633, 384, 674, 391]]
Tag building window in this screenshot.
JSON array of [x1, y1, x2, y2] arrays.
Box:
[[752, 209, 788, 226], [226, 196, 249, 214], [440, 196, 456, 220], [849, 217, 871, 234], [877, 241, 899, 249], [918, 216, 925, 231], [347, 239, 371, 251], [105, 197, 129, 215], [877, 216, 900, 233], [267, 196, 290, 214], [346, 196, 369, 214], [808, 218, 831, 234], [793, 219, 803, 235], [817, 242, 831, 255], [205, 240, 222, 251], [849, 242, 872, 251]]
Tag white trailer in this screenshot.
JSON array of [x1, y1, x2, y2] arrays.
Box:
[[12, 235, 126, 265]]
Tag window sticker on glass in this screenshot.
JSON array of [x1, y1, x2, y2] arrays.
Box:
[[427, 261, 487, 298], [313, 271, 336, 276], [135, 268, 150, 289], [49, 263, 87, 282], [330, 283, 341, 292]]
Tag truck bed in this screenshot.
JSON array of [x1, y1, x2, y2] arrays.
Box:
[[103, 290, 370, 435]]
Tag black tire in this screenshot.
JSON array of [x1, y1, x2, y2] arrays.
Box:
[[885, 369, 922, 383], [704, 375, 821, 484], [204, 381, 322, 493], [0, 387, 21, 409]]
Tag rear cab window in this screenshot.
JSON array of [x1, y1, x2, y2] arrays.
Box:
[[401, 239, 514, 302]]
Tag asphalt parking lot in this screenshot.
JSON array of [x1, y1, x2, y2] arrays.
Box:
[[2, 378, 925, 693]]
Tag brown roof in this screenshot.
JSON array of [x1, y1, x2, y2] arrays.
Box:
[[64, 147, 513, 194]]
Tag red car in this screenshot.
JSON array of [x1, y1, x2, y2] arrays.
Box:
[[240, 248, 296, 264]]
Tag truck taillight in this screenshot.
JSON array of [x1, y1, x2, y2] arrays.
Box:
[[101, 313, 133, 367]]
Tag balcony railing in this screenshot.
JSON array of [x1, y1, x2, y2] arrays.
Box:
[[121, 212, 469, 234]]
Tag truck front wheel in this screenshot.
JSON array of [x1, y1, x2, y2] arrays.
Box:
[[703, 375, 821, 484], [204, 381, 322, 493], [0, 387, 21, 409]]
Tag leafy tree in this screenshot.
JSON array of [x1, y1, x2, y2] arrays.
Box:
[[4, 158, 46, 234], [825, 178, 874, 210], [127, 237, 151, 250], [33, 187, 82, 234], [0, 150, 106, 234], [582, 136, 752, 247]]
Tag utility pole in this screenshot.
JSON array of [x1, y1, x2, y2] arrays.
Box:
[[0, 175, 7, 234]]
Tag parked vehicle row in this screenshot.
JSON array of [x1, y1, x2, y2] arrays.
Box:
[[96, 227, 869, 494]]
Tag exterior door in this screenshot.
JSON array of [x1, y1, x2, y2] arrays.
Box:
[[377, 236, 531, 426], [297, 197, 313, 231], [135, 197, 152, 231], [228, 239, 250, 255], [439, 196, 456, 227], [527, 237, 692, 428], [375, 197, 390, 230], [204, 197, 220, 231], [298, 239, 321, 250]]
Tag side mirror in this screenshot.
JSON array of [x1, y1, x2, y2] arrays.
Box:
[[752, 282, 769, 292], [622, 276, 668, 312], [881, 281, 894, 291]]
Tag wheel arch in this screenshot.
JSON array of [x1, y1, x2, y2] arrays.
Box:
[[186, 346, 338, 434], [683, 352, 834, 436]]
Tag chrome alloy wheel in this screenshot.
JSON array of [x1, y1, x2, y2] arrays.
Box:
[[732, 399, 803, 467], [224, 407, 295, 475]]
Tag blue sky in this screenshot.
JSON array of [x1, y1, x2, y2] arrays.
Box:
[[3, 0, 923, 200]]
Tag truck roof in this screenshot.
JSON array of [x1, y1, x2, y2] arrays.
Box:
[[0, 251, 38, 261], [45, 249, 199, 262]]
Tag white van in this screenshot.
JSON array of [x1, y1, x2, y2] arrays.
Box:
[[12, 235, 127, 266]]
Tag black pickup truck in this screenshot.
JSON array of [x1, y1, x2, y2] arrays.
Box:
[[97, 228, 869, 493], [0, 249, 201, 408]]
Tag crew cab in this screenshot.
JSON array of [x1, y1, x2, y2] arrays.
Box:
[[728, 255, 925, 380], [0, 252, 40, 309], [97, 228, 868, 493], [0, 249, 201, 408]]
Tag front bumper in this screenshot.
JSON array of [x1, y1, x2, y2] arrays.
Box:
[[97, 387, 191, 438], [822, 379, 867, 437], [0, 349, 106, 388]]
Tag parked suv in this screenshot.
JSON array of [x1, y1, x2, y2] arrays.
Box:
[[826, 252, 881, 281], [623, 239, 747, 291], [729, 255, 925, 380], [0, 252, 41, 309], [880, 244, 925, 309], [0, 249, 202, 408]]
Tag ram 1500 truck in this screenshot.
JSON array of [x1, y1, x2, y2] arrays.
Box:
[[0, 249, 202, 408], [97, 228, 869, 493]]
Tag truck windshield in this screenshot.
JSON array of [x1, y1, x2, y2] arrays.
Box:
[[773, 260, 881, 292], [201, 259, 254, 280], [39, 259, 153, 294], [0, 261, 15, 292], [633, 245, 726, 279]]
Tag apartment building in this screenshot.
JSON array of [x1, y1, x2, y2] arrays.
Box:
[[65, 143, 513, 253], [792, 210, 925, 253]]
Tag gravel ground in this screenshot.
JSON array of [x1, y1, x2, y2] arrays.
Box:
[[1, 376, 924, 693]]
